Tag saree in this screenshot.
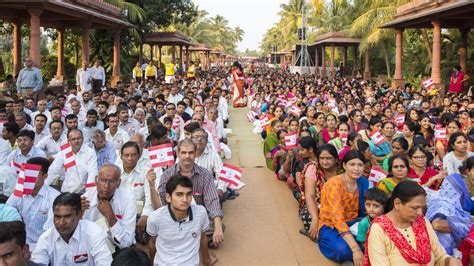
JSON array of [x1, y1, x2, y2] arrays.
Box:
[[425, 174, 472, 255], [364, 215, 432, 266], [376, 178, 398, 195], [369, 139, 392, 158], [263, 132, 280, 171], [231, 68, 246, 107]]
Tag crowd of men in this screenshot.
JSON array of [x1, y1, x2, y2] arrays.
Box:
[[0, 57, 237, 265]]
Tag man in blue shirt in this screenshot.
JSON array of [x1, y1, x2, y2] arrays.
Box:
[[89, 129, 117, 168], [16, 57, 43, 99]]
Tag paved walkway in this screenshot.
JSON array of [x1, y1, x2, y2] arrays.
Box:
[[214, 106, 337, 265]]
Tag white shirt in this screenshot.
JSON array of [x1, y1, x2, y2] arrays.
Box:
[[79, 121, 105, 144], [118, 118, 141, 137], [35, 134, 67, 158], [0, 138, 12, 165], [21, 123, 34, 131], [75, 111, 87, 125], [30, 110, 51, 125], [167, 93, 184, 106], [31, 220, 112, 265], [82, 187, 136, 249], [218, 96, 229, 120], [6, 146, 46, 166], [7, 185, 60, 251], [46, 145, 98, 193], [82, 100, 96, 113], [105, 128, 130, 150], [34, 127, 50, 145], [90, 66, 106, 86], [146, 204, 209, 265], [0, 165, 18, 197], [76, 68, 92, 92]]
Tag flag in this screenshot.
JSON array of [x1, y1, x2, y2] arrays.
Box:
[[394, 114, 405, 127], [289, 105, 301, 117], [369, 166, 388, 184], [434, 124, 446, 140], [278, 99, 288, 108], [218, 164, 245, 190], [328, 99, 336, 109], [13, 163, 41, 197], [149, 143, 175, 168], [284, 131, 298, 149], [10, 160, 21, 174], [60, 143, 76, 169], [422, 78, 434, 88], [172, 117, 180, 130], [13, 169, 24, 197], [259, 116, 270, 128], [370, 131, 385, 146], [341, 134, 348, 146], [246, 110, 256, 122]]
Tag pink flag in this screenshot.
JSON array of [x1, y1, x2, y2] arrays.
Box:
[[394, 114, 405, 127], [341, 134, 348, 146], [370, 131, 385, 146], [149, 143, 175, 168], [218, 164, 245, 190], [289, 105, 301, 117], [259, 116, 270, 128], [246, 110, 256, 122], [172, 117, 181, 130], [60, 143, 77, 170], [422, 78, 434, 88], [284, 131, 298, 149], [434, 124, 446, 141], [369, 166, 388, 185]]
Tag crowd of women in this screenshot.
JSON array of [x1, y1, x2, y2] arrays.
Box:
[[247, 65, 474, 265]]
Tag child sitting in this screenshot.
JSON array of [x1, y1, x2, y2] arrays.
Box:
[[163, 116, 176, 141], [356, 187, 388, 244]]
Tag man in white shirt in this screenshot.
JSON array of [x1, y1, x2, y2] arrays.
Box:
[[79, 109, 104, 144], [0, 135, 13, 165], [167, 87, 184, 106], [81, 164, 136, 249], [76, 62, 92, 94], [33, 114, 49, 145], [80, 91, 96, 112], [31, 192, 112, 265], [147, 175, 212, 265], [105, 113, 130, 150], [117, 105, 140, 136], [46, 129, 98, 193], [30, 100, 51, 125], [6, 130, 46, 168], [7, 157, 60, 251], [90, 60, 105, 94], [15, 113, 34, 132], [35, 120, 67, 159], [70, 99, 86, 125]]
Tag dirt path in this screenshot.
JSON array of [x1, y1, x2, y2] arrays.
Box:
[[214, 106, 337, 266]]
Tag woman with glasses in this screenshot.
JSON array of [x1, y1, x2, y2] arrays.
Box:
[[407, 146, 447, 190], [377, 155, 411, 196], [443, 132, 474, 175]]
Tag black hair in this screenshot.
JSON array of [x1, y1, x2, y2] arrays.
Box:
[[53, 192, 82, 213], [49, 119, 64, 129], [150, 125, 168, 140], [65, 114, 78, 122], [342, 150, 366, 164], [35, 113, 48, 122], [0, 221, 27, 247], [120, 141, 140, 155], [316, 144, 338, 161], [276, 129, 288, 140], [163, 116, 173, 124], [388, 154, 410, 175], [299, 136, 318, 155], [448, 132, 466, 152], [27, 157, 51, 174], [459, 156, 474, 174], [392, 137, 409, 150], [112, 247, 150, 266], [16, 129, 35, 141], [165, 175, 193, 195], [404, 120, 420, 133], [86, 109, 98, 116], [365, 187, 389, 206], [387, 180, 426, 211], [98, 101, 109, 109], [356, 140, 369, 153], [3, 122, 20, 136], [184, 122, 200, 133]]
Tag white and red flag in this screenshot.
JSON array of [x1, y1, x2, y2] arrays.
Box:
[[422, 78, 434, 88], [394, 114, 405, 127], [172, 117, 181, 130], [434, 124, 447, 140], [60, 143, 76, 170], [246, 110, 257, 122], [369, 166, 388, 184], [10, 160, 21, 174], [259, 116, 270, 128], [284, 131, 298, 149], [328, 99, 336, 109], [149, 143, 175, 168], [278, 99, 288, 108], [370, 131, 385, 146], [13, 163, 41, 197], [341, 134, 348, 146], [218, 163, 245, 190], [289, 105, 302, 117]]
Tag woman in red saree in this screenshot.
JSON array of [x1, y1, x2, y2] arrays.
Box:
[[365, 181, 460, 265], [449, 65, 469, 94], [231, 62, 246, 107]]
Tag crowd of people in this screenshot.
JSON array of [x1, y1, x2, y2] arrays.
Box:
[[0, 57, 244, 265], [250, 65, 474, 265]]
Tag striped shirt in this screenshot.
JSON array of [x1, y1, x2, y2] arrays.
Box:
[[159, 164, 224, 219], [6, 185, 60, 251], [194, 147, 226, 192]]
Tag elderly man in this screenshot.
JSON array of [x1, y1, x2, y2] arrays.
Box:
[[35, 120, 67, 159], [47, 129, 98, 193], [153, 139, 224, 247], [16, 57, 43, 99], [190, 113, 219, 151], [89, 130, 116, 168], [6, 130, 46, 167], [15, 113, 34, 132], [81, 164, 137, 249], [76, 61, 92, 94], [30, 100, 51, 124]]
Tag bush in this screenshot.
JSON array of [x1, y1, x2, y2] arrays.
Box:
[[40, 54, 76, 83]]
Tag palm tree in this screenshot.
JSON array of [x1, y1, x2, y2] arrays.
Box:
[[104, 0, 145, 42]]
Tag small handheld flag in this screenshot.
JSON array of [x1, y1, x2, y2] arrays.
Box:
[[149, 143, 175, 168]]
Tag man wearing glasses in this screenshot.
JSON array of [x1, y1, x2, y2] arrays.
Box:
[[80, 164, 136, 250], [16, 57, 43, 99], [47, 129, 98, 193]]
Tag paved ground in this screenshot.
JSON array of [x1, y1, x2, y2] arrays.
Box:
[[214, 106, 338, 266]]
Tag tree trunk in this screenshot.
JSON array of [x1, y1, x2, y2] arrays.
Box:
[[0, 56, 5, 77], [421, 29, 432, 63], [74, 40, 79, 68], [382, 42, 391, 79]]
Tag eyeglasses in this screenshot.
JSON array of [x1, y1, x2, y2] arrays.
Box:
[[412, 156, 426, 160], [97, 178, 119, 186]]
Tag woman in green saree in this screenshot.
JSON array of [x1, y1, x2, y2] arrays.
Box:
[[377, 155, 411, 196], [264, 119, 283, 170]]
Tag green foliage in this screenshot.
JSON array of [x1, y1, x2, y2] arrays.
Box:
[[40, 54, 76, 84]]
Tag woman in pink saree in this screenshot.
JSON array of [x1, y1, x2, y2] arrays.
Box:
[[231, 61, 246, 108]]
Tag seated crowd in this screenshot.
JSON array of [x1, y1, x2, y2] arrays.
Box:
[[253, 65, 474, 265], [0, 61, 237, 265]]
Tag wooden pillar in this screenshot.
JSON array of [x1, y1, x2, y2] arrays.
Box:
[[158, 46, 162, 66], [179, 46, 183, 74], [56, 28, 65, 81], [206, 51, 210, 68], [352, 45, 358, 77], [12, 21, 22, 77], [321, 46, 326, 77], [460, 28, 469, 73], [111, 28, 121, 86], [329, 45, 335, 78], [28, 8, 43, 68], [392, 29, 405, 87], [150, 44, 154, 61], [138, 44, 143, 63], [81, 22, 91, 66], [431, 21, 442, 85], [364, 48, 371, 80], [171, 46, 176, 64], [314, 46, 319, 75], [343, 46, 348, 74], [185, 46, 190, 70]]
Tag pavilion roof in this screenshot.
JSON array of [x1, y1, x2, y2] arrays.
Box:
[[210, 48, 222, 55], [380, 0, 474, 29], [0, 0, 131, 28], [143, 31, 194, 47], [188, 43, 212, 52], [312, 31, 361, 46]]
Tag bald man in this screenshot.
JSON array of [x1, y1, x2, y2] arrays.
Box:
[[81, 164, 137, 249]]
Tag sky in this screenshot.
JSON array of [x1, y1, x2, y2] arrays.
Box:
[[193, 0, 287, 52]]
